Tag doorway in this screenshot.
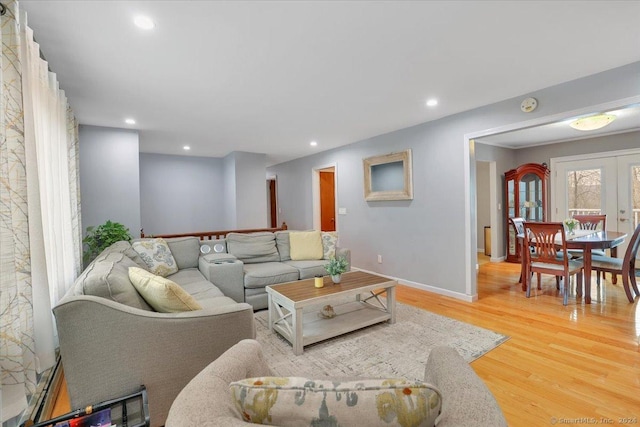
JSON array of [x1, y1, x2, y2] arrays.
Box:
[[312, 163, 338, 232], [267, 177, 277, 228], [552, 150, 640, 255]]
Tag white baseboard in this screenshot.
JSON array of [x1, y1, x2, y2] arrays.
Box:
[[352, 266, 477, 303], [490, 256, 506, 262]]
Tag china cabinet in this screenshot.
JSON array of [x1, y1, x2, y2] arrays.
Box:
[[504, 163, 550, 263]]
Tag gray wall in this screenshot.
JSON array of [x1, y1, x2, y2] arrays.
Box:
[[139, 153, 225, 235], [79, 125, 141, 238], [234, 152, 268, 228], [268, 62, 640, 297]]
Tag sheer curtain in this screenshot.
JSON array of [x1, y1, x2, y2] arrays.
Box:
[[1, 1, 82, 422]]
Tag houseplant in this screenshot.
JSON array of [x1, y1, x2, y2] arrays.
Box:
[[83, 220, 132, 265], [325, 256, 348, 284], [563, 218, 580, 235]]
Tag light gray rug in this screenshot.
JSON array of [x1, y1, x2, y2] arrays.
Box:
[[254, 302, 509, 381]]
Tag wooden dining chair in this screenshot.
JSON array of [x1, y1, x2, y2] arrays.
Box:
[[523, 222, 584, 305], [569, 214, 610, 283], [510, 217, 526, 284], [590, 223, 640, 303]]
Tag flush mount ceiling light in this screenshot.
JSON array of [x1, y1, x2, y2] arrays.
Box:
[[426, 99, 438, 107], [310, 141, 318, 147], [183, 145, 190, 150], [124, 118, 136, 125], [569, 114, 616, 131], [134, 16, 155, 30]]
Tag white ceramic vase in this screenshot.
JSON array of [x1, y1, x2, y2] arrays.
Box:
[[331, 274, 341, 284]]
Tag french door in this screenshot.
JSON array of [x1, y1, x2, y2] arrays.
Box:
[[553, 151, 640, 256]]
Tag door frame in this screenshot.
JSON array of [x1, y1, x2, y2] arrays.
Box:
[[312, 162, 338, 231], [464, 95, 640, 300]]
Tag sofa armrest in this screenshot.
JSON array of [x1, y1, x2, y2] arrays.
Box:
[[336, 247, 351, 271], [199, 256, 246, 303], [166, 339, 271, 426], [53, 296, 255, 426], [424, 346, 507, 427]]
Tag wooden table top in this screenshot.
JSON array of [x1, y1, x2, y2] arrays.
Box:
[[266, 271, 396, 303]]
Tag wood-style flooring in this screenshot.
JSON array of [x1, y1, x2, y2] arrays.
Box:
[[50, 256, 640, 425]]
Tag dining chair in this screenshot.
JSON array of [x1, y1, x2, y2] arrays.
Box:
[[590, 223, 640, 303], [568, 214, 610, 283], [509, 217, 526, 285], [523, 222, 584, 305]]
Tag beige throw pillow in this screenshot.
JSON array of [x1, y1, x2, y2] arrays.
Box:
[[230, 376, 442, 426], [289, 231, 323, 260], [128, 267, 202, 313], [132, 238, 179, 277]]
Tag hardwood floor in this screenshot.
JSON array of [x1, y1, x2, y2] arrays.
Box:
[[398, 257, 640, 426], [49, 258, 640, 425]]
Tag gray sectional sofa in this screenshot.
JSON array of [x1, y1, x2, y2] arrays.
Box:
[[53, 230, 349, 426], [200, 230, 351, 310]]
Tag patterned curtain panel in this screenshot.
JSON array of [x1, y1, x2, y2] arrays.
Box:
[[1, 0, 82, 422]]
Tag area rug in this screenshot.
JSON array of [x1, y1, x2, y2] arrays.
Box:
[[254, 302, 509, 380]]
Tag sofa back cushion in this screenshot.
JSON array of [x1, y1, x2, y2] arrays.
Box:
[[73, 255, 153, 311], [165, 236, 201, 269], [275, 231, 291, 262], [230, 376, 442, 427], [226, 232, 280, 264]]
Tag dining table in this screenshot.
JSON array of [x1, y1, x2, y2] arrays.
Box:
[[518, 229, 628, 304]]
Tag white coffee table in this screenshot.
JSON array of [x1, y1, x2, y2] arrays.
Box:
[[266, 271, 396, 355]]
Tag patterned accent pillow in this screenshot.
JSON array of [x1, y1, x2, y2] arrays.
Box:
[[321, 231, 338, 260], [132, 238, 179, 277], [229, 376, 441, 426], [128, 267, 202, 312]]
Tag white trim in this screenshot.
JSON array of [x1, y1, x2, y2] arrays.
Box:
[[491, 255, 506, 262], [352, 266, 477, 302], [489, 161, 498, 260], [464, 138, 475, 297]]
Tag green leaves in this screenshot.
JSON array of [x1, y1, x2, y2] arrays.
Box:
[[82, 220, 132, 264], [324, 256, 348, 276]]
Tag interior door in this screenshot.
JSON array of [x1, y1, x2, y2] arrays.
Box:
[[320, 171, 336, 231], [616, 154, 640, 255]]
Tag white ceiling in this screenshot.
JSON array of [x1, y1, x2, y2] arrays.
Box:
[[19, 1, 640, 165]]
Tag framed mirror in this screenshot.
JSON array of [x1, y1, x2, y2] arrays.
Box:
[[363, 149, 413, 201]]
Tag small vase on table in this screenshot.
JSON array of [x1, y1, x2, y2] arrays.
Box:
[[331, 274, 341, 284]]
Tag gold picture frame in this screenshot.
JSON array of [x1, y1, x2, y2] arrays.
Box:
[[363, 149, 413, 201]]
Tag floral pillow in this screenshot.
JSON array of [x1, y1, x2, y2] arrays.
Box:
[[132, 238, 178, 277], [229, 376, 441, 426], [321, 231, 338, 260]]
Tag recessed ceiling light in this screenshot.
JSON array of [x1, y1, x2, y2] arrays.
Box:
[[310, 141, 318, 147], [125, 118, 136, 125], [426, 99, 438, 107], [134, 16, 155, 30], [183, 145, 191, 150]]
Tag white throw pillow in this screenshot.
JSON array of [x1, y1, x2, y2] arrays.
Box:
[[289, 231, 323, 260], [128, 267, 202, 312], [132, 238, 179, 277]]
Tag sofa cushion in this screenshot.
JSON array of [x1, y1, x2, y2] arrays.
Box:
[[243, 262, 299, 289], [229, 376, 442, 427], [168, 268, 225, 300], [166, 236, 201, 269], [226, 232, 280, 264], [283, 260, 328, 280], [73, 257, 153, 311], [275, 231, 291, 262], [98, 240, 148, 268], [197, 296, 243, 310], [321, 231, 338, 260], [289, 231, 323, 260], [132, 238, 179, 277], [128, 267, 202, 312]]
